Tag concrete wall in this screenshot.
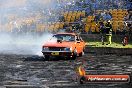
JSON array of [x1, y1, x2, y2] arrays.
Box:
[[81, 34, 132, 42], [80, 34, 132, 55], [85, 47, 132, 55]]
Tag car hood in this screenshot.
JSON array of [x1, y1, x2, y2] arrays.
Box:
[[43, 41, 75, 48]]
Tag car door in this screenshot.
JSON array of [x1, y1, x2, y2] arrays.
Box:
[[78, 35, 85, 52], [75, 35, 84, 54], [80, 36, 85, 49]]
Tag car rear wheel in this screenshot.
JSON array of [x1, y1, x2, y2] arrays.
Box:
[[79, 50, 84, 57], [44, 55, 50, 60]]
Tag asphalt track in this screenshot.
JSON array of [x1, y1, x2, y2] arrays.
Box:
[[0, 53, 132, 88]]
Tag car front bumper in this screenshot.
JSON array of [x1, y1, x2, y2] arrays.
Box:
[[41, 51, 73, 56]]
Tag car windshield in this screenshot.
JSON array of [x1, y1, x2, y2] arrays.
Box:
[[53, 34, 75, 42]]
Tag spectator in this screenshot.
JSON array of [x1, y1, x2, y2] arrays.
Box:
[[101, 11, 106, 17], [59, 15, 64, 22], [105, 20, 112, 45], [99, 21, 105, 45], [124, 9, 132, 40], [100, 11, 105, 20], [72, 24, 76, 32], [103, 12, 112, 21], [94, 12, 101, 22]]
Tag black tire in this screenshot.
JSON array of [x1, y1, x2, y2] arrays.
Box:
[[44, 55, 50, 60], [71, 49, 77, 60], [79, 50, 84, 57]]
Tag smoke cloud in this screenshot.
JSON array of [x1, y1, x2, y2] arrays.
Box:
[[0, 0, 26, 8], [0, 0, 54, 8], [0, 0, 61, 55], [0, 0, 76, 55], [0, 32, 53, 55]]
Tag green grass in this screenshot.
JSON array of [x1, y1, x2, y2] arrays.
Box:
[[86, 42, 132, 48], [82, 34, 132, 48]]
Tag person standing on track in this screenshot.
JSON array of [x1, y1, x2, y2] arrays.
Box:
[[105, 20, 112, 45], [99, 21, 105, 45]]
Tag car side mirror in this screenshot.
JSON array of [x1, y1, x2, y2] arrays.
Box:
[[76, 39, 79, 41]]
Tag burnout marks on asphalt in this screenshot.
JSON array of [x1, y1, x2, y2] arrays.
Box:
[[0, 54, 132, 88]]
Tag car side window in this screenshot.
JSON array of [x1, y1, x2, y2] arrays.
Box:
[[69, 36, 75, 41]]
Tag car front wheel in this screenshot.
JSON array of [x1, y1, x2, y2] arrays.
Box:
[[44, 55, 50, 60], [71, 49, 77, 60]]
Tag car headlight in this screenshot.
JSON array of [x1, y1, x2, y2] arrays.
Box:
[[43, 47, 49, 51], [64, 47, 72, 51]]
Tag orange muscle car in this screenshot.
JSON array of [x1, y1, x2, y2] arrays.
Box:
[[42, 33, 85, 60]]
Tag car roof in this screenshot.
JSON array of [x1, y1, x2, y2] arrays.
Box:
[[54, 32, 77, 36]]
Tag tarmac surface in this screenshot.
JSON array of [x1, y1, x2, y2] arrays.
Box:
[[0, 53, 132, 88]]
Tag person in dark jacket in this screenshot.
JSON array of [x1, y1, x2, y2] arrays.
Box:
[[105, 20, 112, 45], [99, 21, 105, 45]]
